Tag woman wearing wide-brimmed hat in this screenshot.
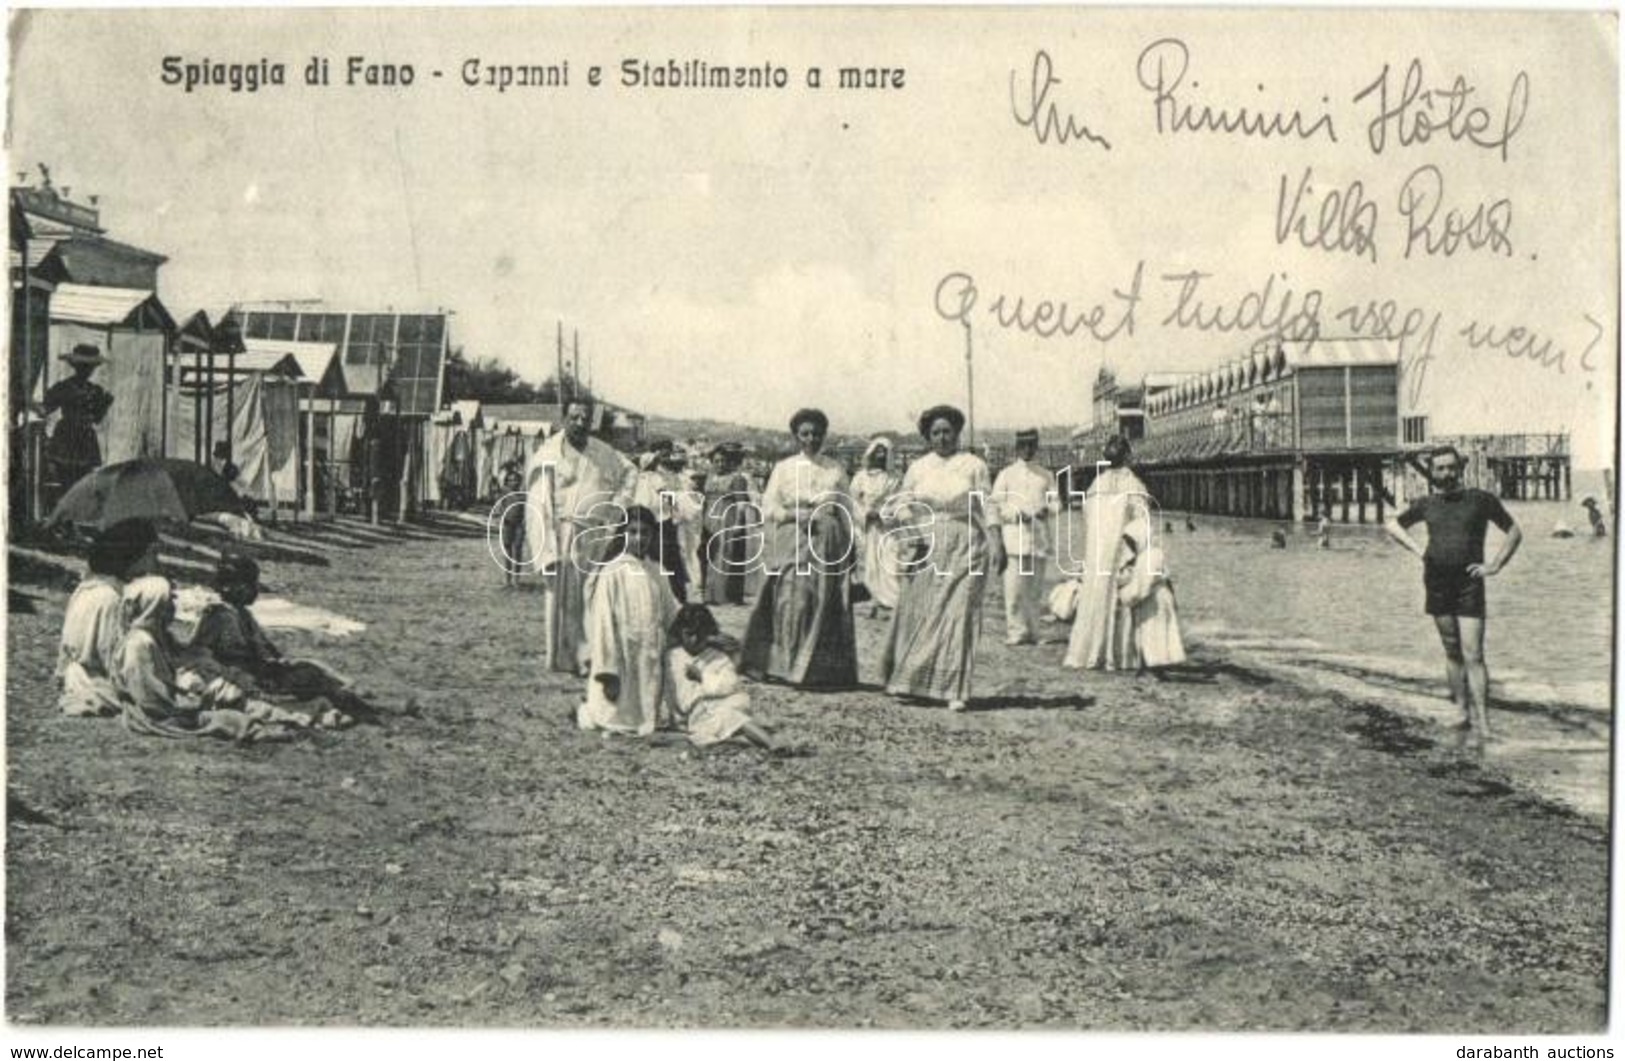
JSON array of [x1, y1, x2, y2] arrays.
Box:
[[880, 404, 1005, 711], [42, 343, 114, 497], [740, 408, 858, 689]]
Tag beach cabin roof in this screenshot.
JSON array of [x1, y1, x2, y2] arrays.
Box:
[[226, 350, 304, 377], [483, 402, 565, 423], [451, 399, 485, 429], [1142, 372, 1193, 392], [1282, 338, 1400, 369], [243, 338, 343, 396], [49, 283, 175, 332], [177, 310, 215, 353], [37, 235, 167, 291]]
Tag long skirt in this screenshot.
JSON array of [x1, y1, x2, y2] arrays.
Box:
[[703, 495, 757, 606], [545, 519, 608, 675], [655, 519, 690, 602], [857, 521, 902, 609], [1131, 586, 1187, 668], [881, 518, 988, 703], [1062, 571, 1135, 670], [741, 519, 857, 689]]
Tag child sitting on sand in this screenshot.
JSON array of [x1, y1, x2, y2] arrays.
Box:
[[577, 506, 680, 737], [1116, 515, 1187, 674], [114, 575, 311, 741], [667, 603, 777, 752], [187, 552, 375, 726]]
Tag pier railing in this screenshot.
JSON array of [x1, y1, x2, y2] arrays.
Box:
[[1133, 412, 1296, 463]]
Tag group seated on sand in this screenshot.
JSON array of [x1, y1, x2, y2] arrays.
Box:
[[55, 518, 382, 743]]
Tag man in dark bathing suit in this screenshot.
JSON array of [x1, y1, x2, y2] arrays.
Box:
[[1385, 447, 1523, 750]]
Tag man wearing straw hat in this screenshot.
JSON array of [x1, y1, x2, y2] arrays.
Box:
[[41, 343, 114, 501]]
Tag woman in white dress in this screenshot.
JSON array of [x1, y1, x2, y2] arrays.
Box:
[[880, 405, 1005, 711], [740, 408, 859, 689], [1064, 435, 1155, 671]]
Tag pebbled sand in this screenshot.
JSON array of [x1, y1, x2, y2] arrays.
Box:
[[5, 514, 1608, 1030]]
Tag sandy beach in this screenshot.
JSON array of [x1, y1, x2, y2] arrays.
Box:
[[5, 516, 1608, 1031]]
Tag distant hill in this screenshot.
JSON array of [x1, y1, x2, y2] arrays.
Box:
[[639, 414, 1083, 462], [639, 416, 796, 456]]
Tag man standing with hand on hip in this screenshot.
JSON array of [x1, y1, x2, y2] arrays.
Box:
[[991, 428, 1054, 646], [1385, 447, 1523, 750]]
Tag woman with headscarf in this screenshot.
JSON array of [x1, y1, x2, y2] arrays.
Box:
[[56, 518, 159, 717], [849, 436, 903, 617], [701, 443, 759, 606], [741, 408, 858, 690], [1064, 434, 1156, 671], [880, 405, 1005, 711], [113, 576, 304, 740]]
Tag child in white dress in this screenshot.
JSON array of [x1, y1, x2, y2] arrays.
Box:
[[577, 506, 680, 737], [1116, 515, 1187, 672], [667, 604, 777, 751]]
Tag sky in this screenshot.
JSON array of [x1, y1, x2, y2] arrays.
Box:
[[8, 7, 1618, 464]]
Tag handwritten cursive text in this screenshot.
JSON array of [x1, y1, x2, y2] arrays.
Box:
[[1009, 50, 1112, 150], [934, 262, 1144, 344], [1136, 38, 1338, 143], [1275, 167, 1380, 263], [1354, 59, 1529, 162]]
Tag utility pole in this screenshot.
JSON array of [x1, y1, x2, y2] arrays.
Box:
[[556, 319, 565, 405], [962, 320, 975, 450]]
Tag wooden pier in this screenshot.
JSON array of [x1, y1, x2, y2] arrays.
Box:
[[1069, 345, 1572, 524], [1432, 433, 1571, 501]]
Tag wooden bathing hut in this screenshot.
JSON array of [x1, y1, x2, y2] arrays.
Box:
[[1094, 340, 1403, 524], [220, 306, 451, 523], [1082, 341, 1571, 524]]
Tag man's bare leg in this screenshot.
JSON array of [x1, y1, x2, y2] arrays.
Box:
[[1432, 616, 1469, 720], [1458, 615, 1492, 745]]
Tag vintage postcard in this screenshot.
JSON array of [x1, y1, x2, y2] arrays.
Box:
[[4, 3, 1617, 1051]]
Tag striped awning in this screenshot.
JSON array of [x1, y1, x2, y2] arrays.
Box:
[[1282, 337, 1400, 368], [49, 283, 156, 326]]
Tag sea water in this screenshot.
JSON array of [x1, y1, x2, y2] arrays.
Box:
[[1054, 469, 1616, 716]]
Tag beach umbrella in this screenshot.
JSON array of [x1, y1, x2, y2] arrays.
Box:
[[48, 457, 245, 530]]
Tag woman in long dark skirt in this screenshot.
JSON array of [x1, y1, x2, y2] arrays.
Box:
[[740, 409, 858, 690]]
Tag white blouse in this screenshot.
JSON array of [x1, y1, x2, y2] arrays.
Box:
[[897, 451, 993, 516], [759, 453, 850, 525]]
